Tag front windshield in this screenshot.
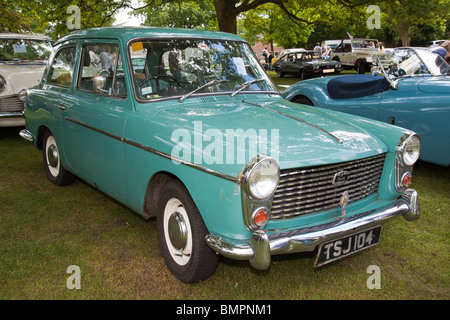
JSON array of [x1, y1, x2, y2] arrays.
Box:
[[301, 52, 321, 60], [0, 38, 52, 63], [352, 39, 379, 49], [129, 38, 277, 101], [375, 48, 450, 78]]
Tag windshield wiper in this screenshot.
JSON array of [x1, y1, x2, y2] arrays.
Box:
[[179, 79, 229, 102], [230, 78, 266, 97]]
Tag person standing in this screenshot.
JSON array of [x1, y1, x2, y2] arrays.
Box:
[[268, 51, 274, 71], [262, 47, 269, 63]]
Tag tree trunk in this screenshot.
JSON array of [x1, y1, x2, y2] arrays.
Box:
[[214, 0, 238, 34]]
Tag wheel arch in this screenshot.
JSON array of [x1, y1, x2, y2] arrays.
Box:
[[143, 171, 180, 219], [36, 126, 50, 150], [291, 94, 314, 106]]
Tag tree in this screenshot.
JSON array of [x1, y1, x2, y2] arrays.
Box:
[[380, 0, 449, 46], [239, 3, 315, 49], [0, 0, 36, 33], [1, 0, 127, 39], [135, 0, 217, 30]]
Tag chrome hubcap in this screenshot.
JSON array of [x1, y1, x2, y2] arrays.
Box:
[[164, 198, 192, 265], [168, 212, 188, 251], [47, 144, 59, 168]]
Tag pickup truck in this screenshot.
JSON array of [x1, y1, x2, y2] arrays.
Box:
[[330, 38, 381, 74]]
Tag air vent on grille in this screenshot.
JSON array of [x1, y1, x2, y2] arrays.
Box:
[[270, 153, 386, 220], [0, 95, 24, 112]]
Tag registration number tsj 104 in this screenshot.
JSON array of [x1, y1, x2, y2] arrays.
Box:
[[314, 226, 382, 267]]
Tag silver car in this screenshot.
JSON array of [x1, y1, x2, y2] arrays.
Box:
[[0, 33, 52, 127]]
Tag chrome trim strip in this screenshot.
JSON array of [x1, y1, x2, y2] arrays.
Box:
[[64, 117, 239, 183], [0, 111, 24, 117], [242, 100, 343, 144]]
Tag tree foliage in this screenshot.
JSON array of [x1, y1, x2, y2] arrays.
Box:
[[133, 0, 217, 30], [2, 0, 448, 48]]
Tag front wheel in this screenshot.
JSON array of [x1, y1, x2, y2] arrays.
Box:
[[300, 69, 308, 80], [356, 60, 366, 74], [42, 130, 75, 186], [157, 180, 218, 283]]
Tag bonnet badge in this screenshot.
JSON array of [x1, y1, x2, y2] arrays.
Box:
[[339, 191, 349, 219]]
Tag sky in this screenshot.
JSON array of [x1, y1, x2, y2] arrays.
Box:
[[113, 0, 145, 27]]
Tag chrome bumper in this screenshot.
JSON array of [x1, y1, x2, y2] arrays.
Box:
[[0, 111, 25, 127], [205, 189, 419, 270]]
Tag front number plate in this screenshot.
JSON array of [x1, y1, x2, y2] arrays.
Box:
[[314, 226, 382, 267], [323, 69, 334, 73]]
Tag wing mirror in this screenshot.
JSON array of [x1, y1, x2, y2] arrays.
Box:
[[93, 75, 109, 94]]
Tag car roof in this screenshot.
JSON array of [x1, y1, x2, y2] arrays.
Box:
[[0, 33, 53, 41], [54, 26, 244, 45]]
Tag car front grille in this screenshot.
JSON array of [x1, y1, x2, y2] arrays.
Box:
[[270, 153, 386, 220], [0, 94, 24, 113]]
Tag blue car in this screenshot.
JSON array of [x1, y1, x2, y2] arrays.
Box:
[[282, 48, 450, 167]]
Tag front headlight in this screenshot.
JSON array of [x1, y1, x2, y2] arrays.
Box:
[[248, 157, 280, 199], [241, 154, 280, 231], [401, 135, 421, 166], [395, 133, 420, 192]]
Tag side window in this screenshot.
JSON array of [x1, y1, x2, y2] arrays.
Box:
[[47, 46, 76, 88], [77, 44, 127, 98]]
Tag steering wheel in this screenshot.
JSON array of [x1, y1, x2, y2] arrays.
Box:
[[138, 74, 181, 88], [97, 69, 110, 78]]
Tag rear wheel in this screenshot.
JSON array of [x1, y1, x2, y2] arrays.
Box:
[[157, 180, 218, 283], [42, 129, 75, 186]]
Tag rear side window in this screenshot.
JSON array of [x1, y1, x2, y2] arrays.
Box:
[[47, 46, 76, 88], [77, 44, 127, 98]]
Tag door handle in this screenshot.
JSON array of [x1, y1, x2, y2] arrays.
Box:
[[59, 103, 69, 111]]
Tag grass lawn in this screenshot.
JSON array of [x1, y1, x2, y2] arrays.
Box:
[[0, 72, 449, 300]]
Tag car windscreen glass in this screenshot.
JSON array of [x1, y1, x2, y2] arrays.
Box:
[[377, 49, 450, 78], [128, 38, 278, 101], [417, 50, 450, 76], [0, 38, 52, 63]]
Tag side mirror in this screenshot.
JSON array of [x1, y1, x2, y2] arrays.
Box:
[[93, 75, 107, 94]]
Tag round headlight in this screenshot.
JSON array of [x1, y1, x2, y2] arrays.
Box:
[[18, 89, 27, 102], [0, 75, 6, 93], [248, 157, 280, 199], [402, 135, 421, 166]]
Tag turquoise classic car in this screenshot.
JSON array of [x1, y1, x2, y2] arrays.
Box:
[[282, 48, 450, 167], [20, 27, 420, 283]]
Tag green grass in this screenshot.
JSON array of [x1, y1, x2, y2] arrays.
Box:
[[1, 77, 449, 299]]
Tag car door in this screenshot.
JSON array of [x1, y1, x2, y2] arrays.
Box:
[[378, 77, 450, 166], [60, 40, 131, 202], [283, 53, 295, 74]]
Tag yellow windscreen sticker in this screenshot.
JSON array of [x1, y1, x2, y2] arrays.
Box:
[[131, 42, 143, 52]]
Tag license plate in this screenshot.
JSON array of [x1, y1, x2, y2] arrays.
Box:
[[323, 69, 334, 73], [314, 226, 382, 267]]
